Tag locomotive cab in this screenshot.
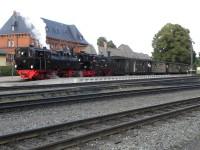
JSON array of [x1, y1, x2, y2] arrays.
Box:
[[15, 47, 53, 79], [15, 47, 35, 70]]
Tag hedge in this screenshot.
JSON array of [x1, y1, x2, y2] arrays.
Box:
[[0, 66, 17, 76]]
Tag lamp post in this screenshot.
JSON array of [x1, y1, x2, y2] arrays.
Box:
[[190, 41, 195, 74]]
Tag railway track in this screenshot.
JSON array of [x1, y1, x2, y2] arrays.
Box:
[[0, 75, 198, 93], [0, 76, 200, 102], [1, 96, 200, 149], [1, 83, 200, 112]]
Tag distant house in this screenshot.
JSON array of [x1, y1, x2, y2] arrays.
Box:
[[82, 45, 97, 55], [118, 44, 151, 60], [0, 49, 6, 66], [98, 44, 151, 60], [0, 11, 89, 64]]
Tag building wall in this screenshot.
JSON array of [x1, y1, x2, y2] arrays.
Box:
[[0, 55, 6, 66], [0, 34, 87, 53], [46, 37, 86, 53], [0, 33, 33, 54], [0, 33, 87, 64]]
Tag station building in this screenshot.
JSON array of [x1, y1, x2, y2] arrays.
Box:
[[99, 44, 151, 60], [0, 11, 89, 65]]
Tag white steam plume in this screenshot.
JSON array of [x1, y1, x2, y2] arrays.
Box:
[[16, 11, 49, 49]]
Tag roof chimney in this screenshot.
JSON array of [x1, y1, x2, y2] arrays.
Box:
[[13, 10, 17, 16]]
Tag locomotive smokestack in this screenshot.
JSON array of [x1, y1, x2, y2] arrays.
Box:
[[70, 48, 74, 56], [13, 10, 17, 16]]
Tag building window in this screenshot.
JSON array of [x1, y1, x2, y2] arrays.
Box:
[[8, 40, 11, 48], [11, 40, 15, 47], [6, 54, 14, 63]]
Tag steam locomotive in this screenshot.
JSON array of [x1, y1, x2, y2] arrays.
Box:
[[14, 46, 189, 80]]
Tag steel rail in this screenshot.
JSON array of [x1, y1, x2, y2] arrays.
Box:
[[33, 100, 200, 149], [0, 76, 199, 99], [1, 96, 200, 149], [0, 76, 198, 92], [1, 84, 200, 112]]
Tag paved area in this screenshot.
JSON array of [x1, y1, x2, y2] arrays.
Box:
[[0, 74, 192, 87], [0, 76, 21, 83]]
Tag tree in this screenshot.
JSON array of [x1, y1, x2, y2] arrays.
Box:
[[97, 37, 107, 47], [107, 40, 116, 48], [152, 23, 194, 64], [97, 37, 117, 48]]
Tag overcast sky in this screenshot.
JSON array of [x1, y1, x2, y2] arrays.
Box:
[[0, 0, 200, 55]]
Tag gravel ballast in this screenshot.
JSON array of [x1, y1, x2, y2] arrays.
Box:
[[1, 89, 200, 137], [77, 109, 200, 150]]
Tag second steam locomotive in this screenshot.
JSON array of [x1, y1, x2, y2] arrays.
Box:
[[14, 46, 189, 80]]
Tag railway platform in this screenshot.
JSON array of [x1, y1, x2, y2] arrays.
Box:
[[0, 74, 193, 87]]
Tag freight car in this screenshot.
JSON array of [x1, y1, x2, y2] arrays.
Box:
[[14, 46, 189, 80], [110, 58, 189, 75]]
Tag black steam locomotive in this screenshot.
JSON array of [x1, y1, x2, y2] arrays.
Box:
[[14, 46, 189, 80]]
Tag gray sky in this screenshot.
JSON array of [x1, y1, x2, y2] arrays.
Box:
[[0, 0, 199, 55]]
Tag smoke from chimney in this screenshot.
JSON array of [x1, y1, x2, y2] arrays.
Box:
[[15, 11, 49, 49]]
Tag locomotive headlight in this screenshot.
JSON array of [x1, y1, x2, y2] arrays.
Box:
[[148, 63, 151, 68], [14, 64, 17, 68], [30, 65, 34, 69]]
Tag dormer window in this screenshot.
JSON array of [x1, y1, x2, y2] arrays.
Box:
[[11, 21, 17, 32], [11, 25, 15, 31]]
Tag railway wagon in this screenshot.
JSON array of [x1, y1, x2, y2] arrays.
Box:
[[167, 62, 180, 73], [109, 57, 127, 75], [110, 57, 152, 75], [179, 64, 189, 73], [134, 59, 151, 74], [151, 61, 166, 74], [167, 62, 189, 74]]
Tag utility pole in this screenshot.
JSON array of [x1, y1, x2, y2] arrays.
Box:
[[191, 48, 193, 74], [190, 40, 195, 74]]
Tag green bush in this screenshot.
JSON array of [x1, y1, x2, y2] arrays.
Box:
[[0, 66, 17, 76]]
